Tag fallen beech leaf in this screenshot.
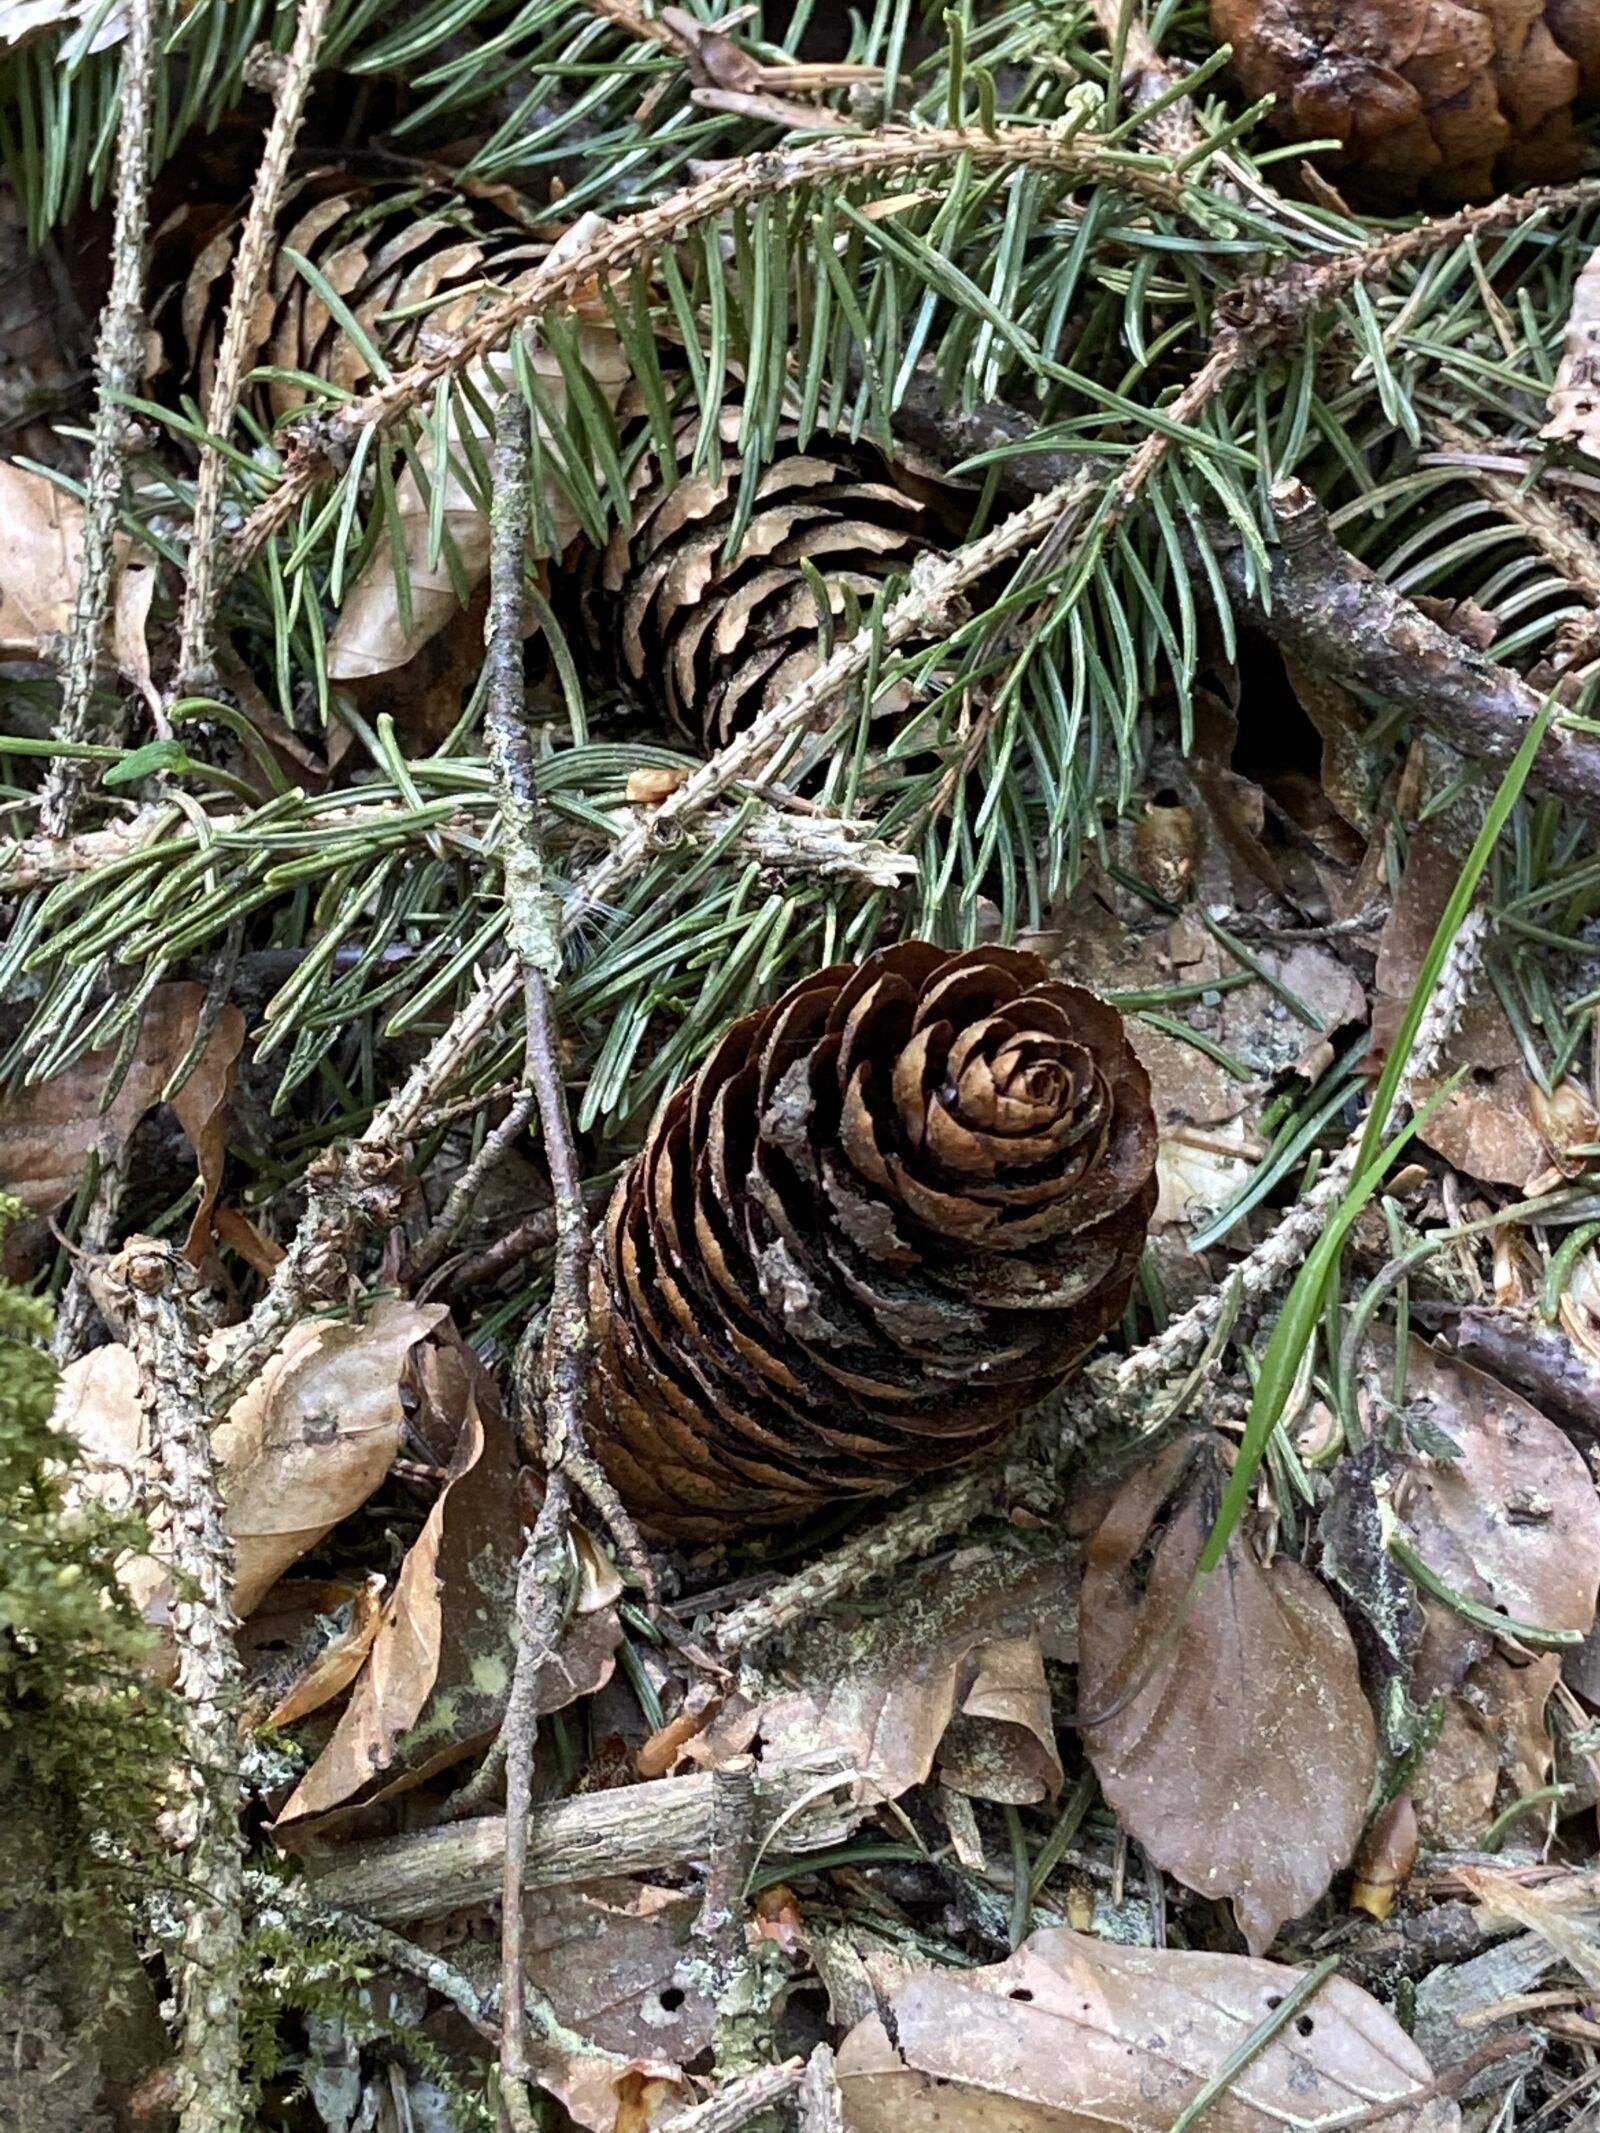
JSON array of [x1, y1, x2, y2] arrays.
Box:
[[1395, 1339, 1600, 1639], [1079, 1438, 1376, 1953], [0, 457, 153, 669], [522, 1879, 714, 2066], [328, 222, 630, 679], [694, 1541, 1074, 1808], [1374, 825, 1544, 1188], [1386, 1337, 1600, 1844], [213, 1297, 447, 1618], [266, 1574, 387, 1728], [279, 1344, 619, 1820], [52, 1300, 442, 1630], [835, 1928, 1457, 2133], [0, 979, 244, 1260]]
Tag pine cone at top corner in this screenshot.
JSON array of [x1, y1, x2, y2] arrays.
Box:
[[156, 172, 545, 425], [1212, 0, 1600, 205], [590, 941, 1159, 1539], [561, 406, 939, 755]]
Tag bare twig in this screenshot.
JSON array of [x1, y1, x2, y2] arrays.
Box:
[[662, 2061, 808, 2133], [202, 1142, 406, 1407], [305, 1767, 858, 1925], [498, 1471, 575, 2133], [712, 1466, 1025, 1655], [105, 1239, 243, 2133], [1220, 479, 1600, 821], [226, 127, 1177, 574], [409, 1091, 536, 1281], [484, 396, 654, 2131], [174, 0, 332, 691], [38, 0, 158, 839], [797, 2045, 845, 2133]]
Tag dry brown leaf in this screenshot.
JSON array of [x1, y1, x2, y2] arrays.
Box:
[[1455, 1867, 1600, 1993], [835, 1928, 1458, 2133], [53, 1299, 443, 1633], [213, 1297, 448, 1618], [694, 1541, 1074, 1809], [1374, 824, 1545, 1188], [1079, 1438, 1376, 1954], [328, 223, 630, 679], [0, 980, 243, 1260], [1387, 1337, 1600, 1843], [0, 0, 126, 48], [1395, 1339, 1600, 1645], [0, 458, 152, 689], [279, 1345, 620, 1822], [1544, 242, 1600, 460], [523, 1880, 715, 2066], [266, 1573, 387, 1728]]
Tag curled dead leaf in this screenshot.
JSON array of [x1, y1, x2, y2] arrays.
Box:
[[0, 980, 243, 1260], [1350, 1795, 1419, 1921], [693, 1541, 1075, 1810], [835, 1928, 1457, 2133], [279, 1344, 620, 1822], [1079, 1438, 1376, 1954], [265, 1574, 387, 1728]]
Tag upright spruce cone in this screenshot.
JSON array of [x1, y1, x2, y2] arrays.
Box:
[[565, 409, 935, 753], [1213, 0, 1600, 203], [591, 942, 1158, 1537]]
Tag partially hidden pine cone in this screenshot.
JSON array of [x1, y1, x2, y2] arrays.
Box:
[[1213, 0, 1600, 204], [591, 942, 1158, 1537], [161, 174, 545, 422], [563, 408, 936, 754]]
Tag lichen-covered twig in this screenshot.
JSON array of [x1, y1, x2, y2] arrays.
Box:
[[693, 1757, 778, 2079], [202, 1142, 406, 1408], [305, 1765, 857, 1925], [797, 2045, 845, 2133], [105, 1239, 243, 2133], [37, 0, 157, 840], [663, 2061, 808, 2133], [226, 128, 1175, 574], [712, 1465, 1028, 1655], [174, 0, 332, 691]]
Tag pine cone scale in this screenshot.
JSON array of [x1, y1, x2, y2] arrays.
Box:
[[1216, 0, 1598, 200], [593, 943, 1157, 1535]]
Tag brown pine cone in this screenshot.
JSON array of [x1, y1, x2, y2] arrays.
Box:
[[563, 409, 935, 753], [1212, 0, 1600, 204], [591, 942, 1158, 1537], [161, 175, 545, 423]]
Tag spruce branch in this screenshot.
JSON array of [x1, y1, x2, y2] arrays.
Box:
[[104, 1238, 244, 2133], [37, 0, 158, 841], [1226, 480, 1600, 820], [224, 125, 1180, 574], [174, 0, 333, 693]]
